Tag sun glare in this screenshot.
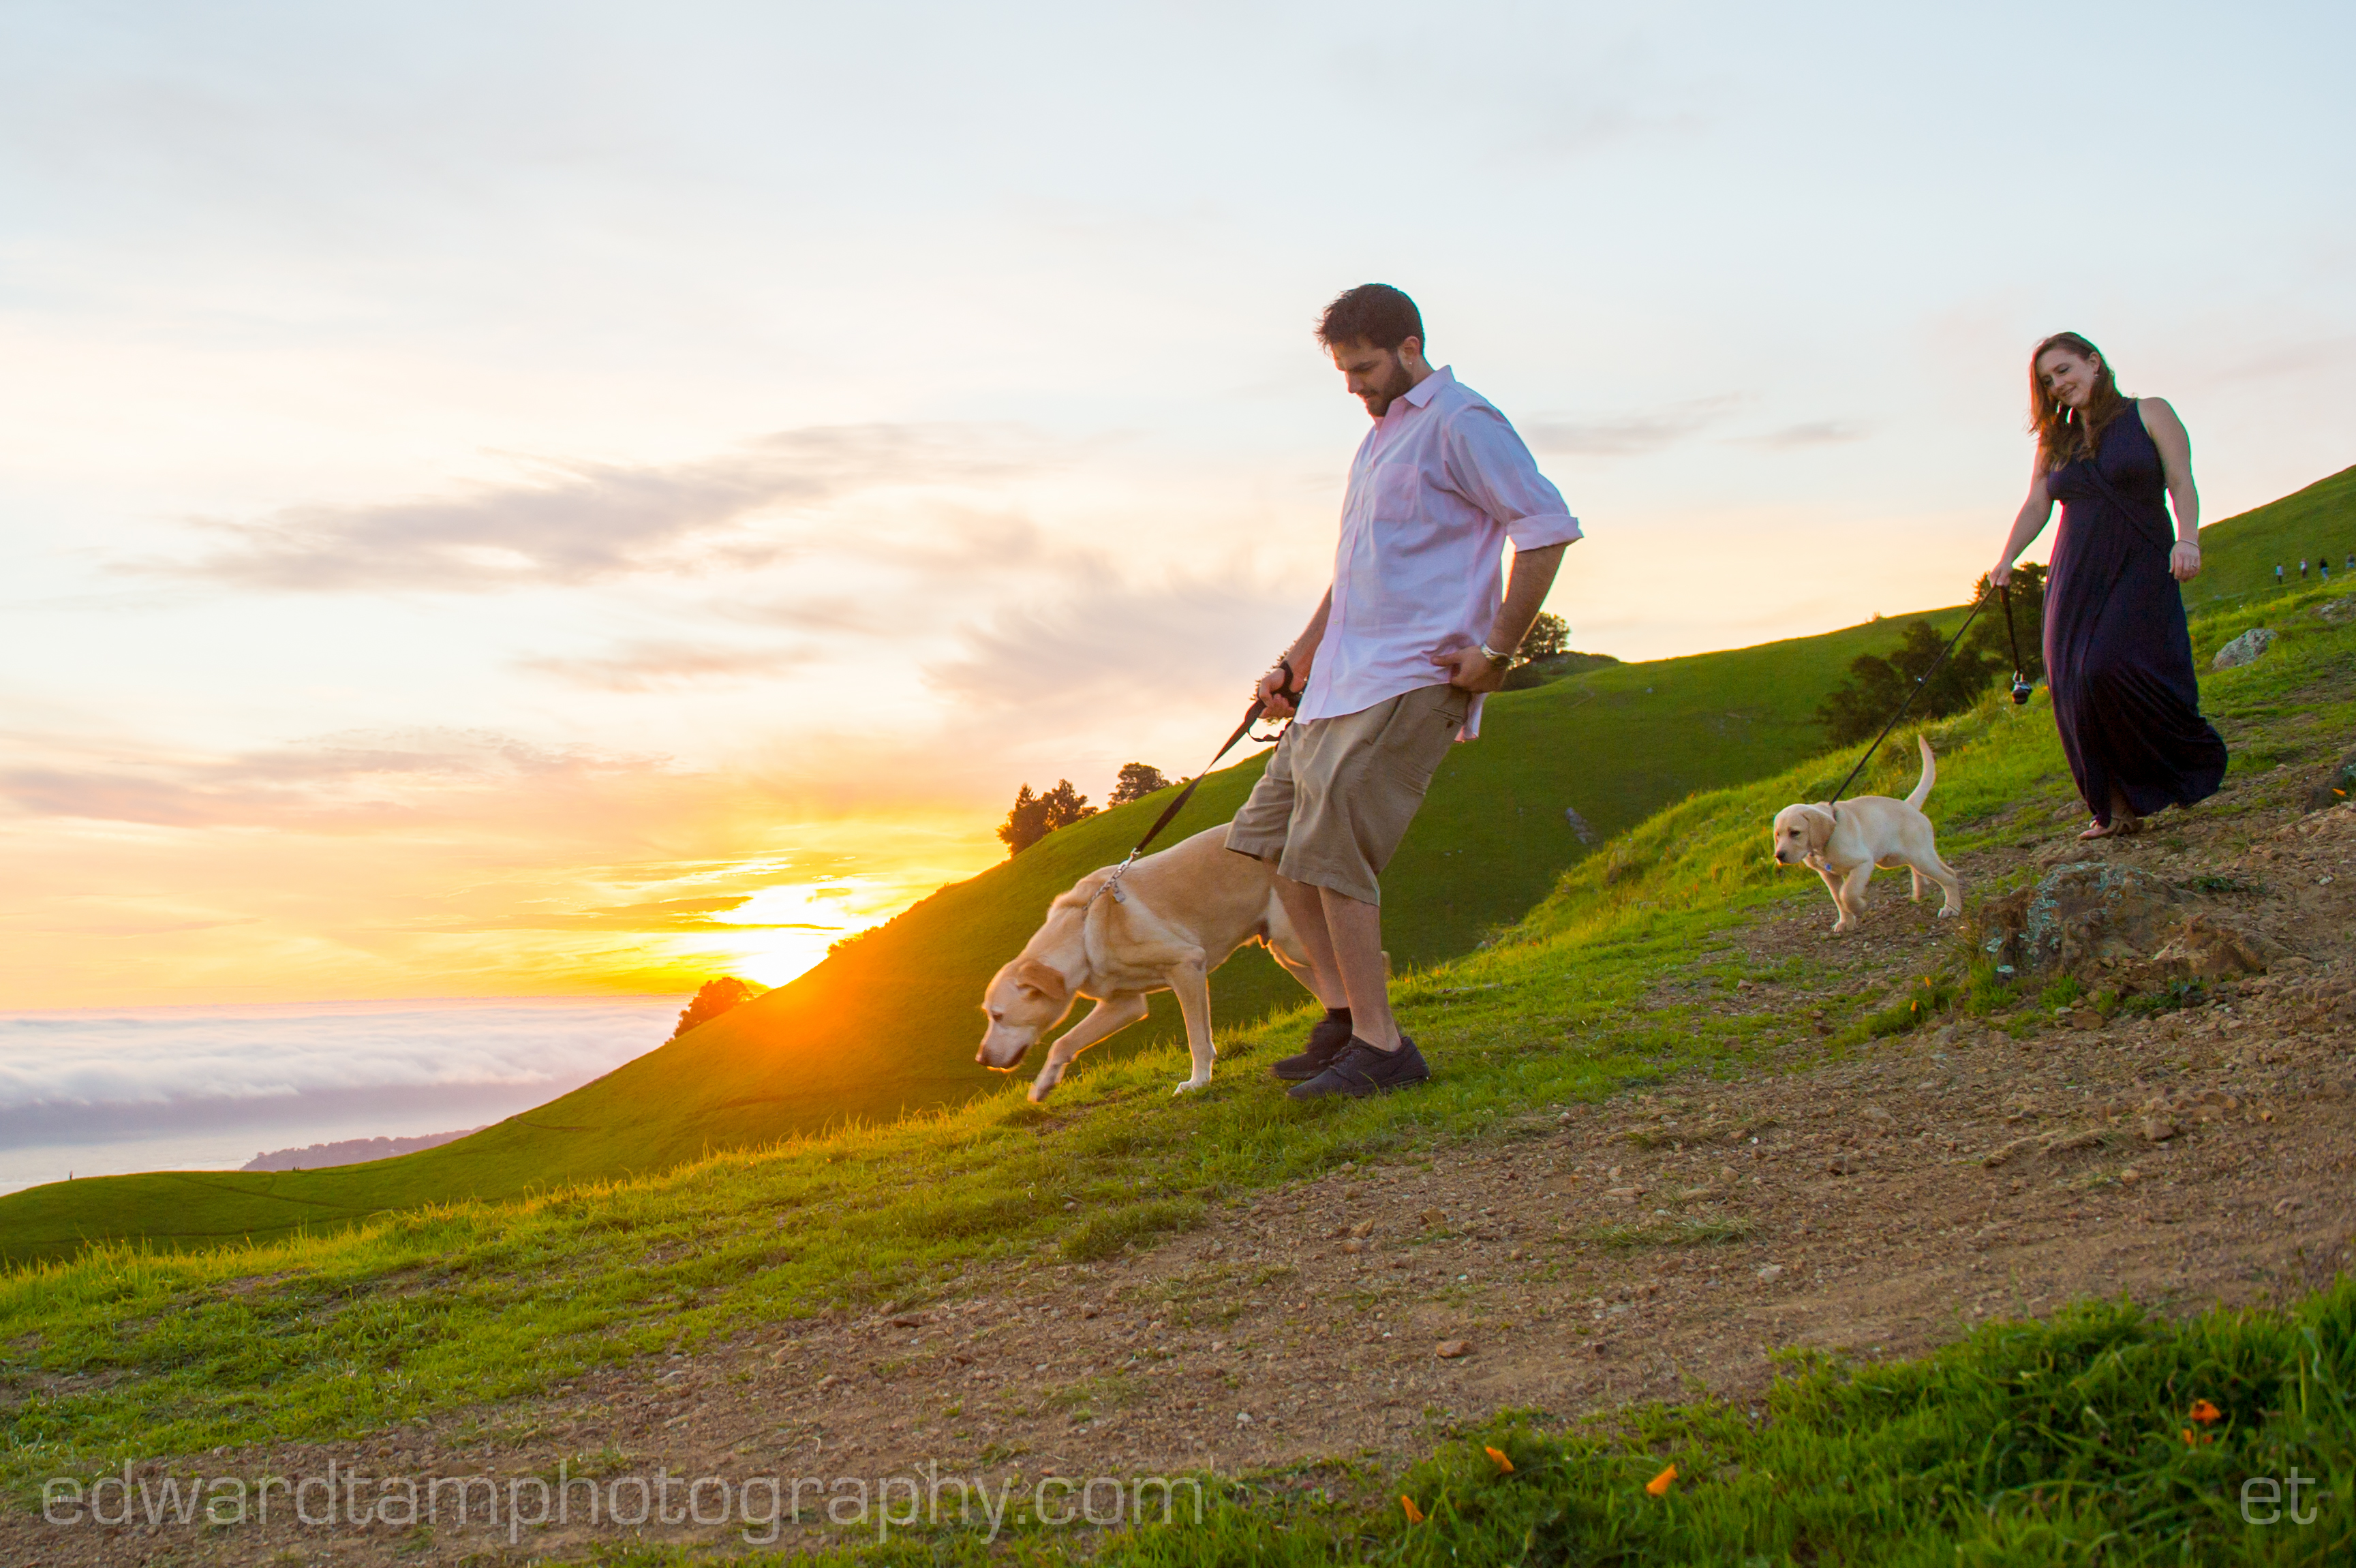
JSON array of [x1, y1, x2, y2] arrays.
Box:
[[695, 879, 881, 989]]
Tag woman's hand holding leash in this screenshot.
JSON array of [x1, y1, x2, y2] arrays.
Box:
[[1989, 559, 2014, 589]]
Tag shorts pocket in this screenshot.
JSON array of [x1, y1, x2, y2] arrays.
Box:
[[1373, 686, 1467, 789]]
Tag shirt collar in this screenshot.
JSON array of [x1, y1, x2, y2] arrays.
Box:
[[1401, 364, 1454, 410]]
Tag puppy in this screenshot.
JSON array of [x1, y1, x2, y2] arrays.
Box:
[[1771, 734, 1963, 933], [976, 825, 1321, 1101]]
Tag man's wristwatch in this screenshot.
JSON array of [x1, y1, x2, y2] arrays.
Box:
[[1478, 642, 1512, 668]]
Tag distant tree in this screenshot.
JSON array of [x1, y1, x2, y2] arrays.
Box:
[[671, 976, 764, 1041], [1815, 617, 2002, 745], [996, 779, 1098, 855], [1516, 611, 1570, 663], [1965, 562, 2047, 684], [1107, 763, 1170, 806]]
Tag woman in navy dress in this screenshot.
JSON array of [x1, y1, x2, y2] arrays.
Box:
[[1990, 333, 2227, 840]]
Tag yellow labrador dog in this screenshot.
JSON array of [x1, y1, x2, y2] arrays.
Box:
[[1772, 734, 1963, 933], [976, 824, 1319, 1102]]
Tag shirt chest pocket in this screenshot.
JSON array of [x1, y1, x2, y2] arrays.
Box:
[[1371, 457, 1422, 519]]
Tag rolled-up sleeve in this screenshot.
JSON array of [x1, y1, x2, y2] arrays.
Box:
[[1443, 405, 1583, 550]]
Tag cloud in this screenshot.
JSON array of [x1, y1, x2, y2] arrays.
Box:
[[516, 639, 816, 692], [1522, 396, 1741, 458], [1741, 420, 1869, 449], [923, 564, 1304, 716], [0, 727, 661, 828], [149, 423, 1037, 592], [418, 893, 836, 934]]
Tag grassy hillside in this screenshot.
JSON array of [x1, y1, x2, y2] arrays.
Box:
[[3, 463, 2344, 1265], [2182, 462, 2355, 611], [4, 568, 2348, 1543]]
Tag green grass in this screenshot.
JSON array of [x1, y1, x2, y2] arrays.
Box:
[[1062, 1282, 2356, 1565], [5, 560, 2349, 1538]]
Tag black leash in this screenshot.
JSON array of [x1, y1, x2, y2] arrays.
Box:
[[1092, 662, 1298, 906], [1826, 586, 1996, 812]]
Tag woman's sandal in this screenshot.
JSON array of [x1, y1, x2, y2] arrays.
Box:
[[2077, 814, 2145, 841]]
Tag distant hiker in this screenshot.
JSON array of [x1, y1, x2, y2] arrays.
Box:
[[1991, 333, 2226, 841], [2300, 558, 2310, 579], [1233, 283, 1579, 1098], [2275, 564, 2284, 587]]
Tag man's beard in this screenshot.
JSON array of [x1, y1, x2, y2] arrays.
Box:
[[1358, 353, 1411, 417]]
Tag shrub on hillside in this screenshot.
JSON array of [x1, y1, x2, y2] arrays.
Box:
[[1502, 649, 1621, 690], [1517, 611, 1571, 661], [1816, 619, 2002, 745], [671, 977, 765, 1040], [1106, 763, 1170, 805], [997, 779, 1097, 855]]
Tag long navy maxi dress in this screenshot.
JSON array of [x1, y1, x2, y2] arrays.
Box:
[[2043, 400, 2229, 825]]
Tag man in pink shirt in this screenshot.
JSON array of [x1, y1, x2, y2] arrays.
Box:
[[1227, 284, 1580, 1098]]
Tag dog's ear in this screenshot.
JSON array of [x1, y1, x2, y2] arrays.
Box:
[[1012, 959, 1069, 1003], [1803, 806, 1835, 852]]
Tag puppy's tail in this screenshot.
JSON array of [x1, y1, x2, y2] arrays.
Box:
[[1906, 733, 1936, 810]]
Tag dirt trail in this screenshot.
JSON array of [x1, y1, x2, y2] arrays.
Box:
[[21, 776, 2356, 1565]]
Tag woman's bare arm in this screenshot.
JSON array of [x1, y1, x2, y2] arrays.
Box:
[[1990, 456, 2055, 587], [2139, 397, 2202, 582]]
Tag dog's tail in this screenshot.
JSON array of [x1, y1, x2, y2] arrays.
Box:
[[1906, 733, 1937, 810]]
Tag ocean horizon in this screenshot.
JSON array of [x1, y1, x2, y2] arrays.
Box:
[[0, 995, 686, 1195]]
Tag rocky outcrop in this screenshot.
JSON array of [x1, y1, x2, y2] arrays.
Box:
[[1977, 861, 2274, 983], [2147, 913, 2274, 979], [1978, 863, 2182, 977], [2316, 596, 2355, 625], [2212, 627, 2276, 669]]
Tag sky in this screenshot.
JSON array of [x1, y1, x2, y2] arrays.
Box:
[[2, 0, 2351, 1009]]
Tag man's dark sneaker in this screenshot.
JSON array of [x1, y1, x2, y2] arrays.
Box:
[[1270, 1009, 1353, 1081], [1286, 1036, 1431, 1100]]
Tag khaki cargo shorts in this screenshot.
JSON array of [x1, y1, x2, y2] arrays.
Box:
[[1225, 682, 1469, 905]]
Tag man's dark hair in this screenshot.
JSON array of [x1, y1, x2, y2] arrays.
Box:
[[1315, 283, 1423, 352]]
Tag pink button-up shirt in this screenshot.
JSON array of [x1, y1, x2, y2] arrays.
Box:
[[1301, 366, 1582, 738]]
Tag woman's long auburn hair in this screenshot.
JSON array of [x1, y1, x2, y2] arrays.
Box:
[[2028, 330, 2128, 470]]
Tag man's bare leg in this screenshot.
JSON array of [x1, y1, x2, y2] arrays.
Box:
[[1272, 873, 1345, 1004], [1273, 872, 1401, 1051], [1315, 886, 1401, 1050]]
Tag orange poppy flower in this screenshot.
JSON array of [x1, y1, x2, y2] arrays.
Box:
[[1646, 1463, 1678, 1496], [1401, 1494, 1425, 1524], [1485, 1446, 1515, 1473], [2189, 1400, 2222, 1424]]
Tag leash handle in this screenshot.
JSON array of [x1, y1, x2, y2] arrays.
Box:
[[1826, 585, 1991, 811], [2000, 583, 2033, 704]]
